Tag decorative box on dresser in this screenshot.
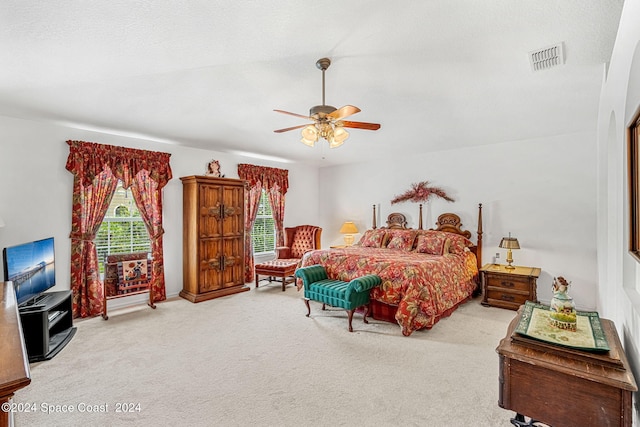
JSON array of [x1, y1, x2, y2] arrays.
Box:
[[480, 264, 541, 310], [497, 308, 637, 426], [180, 175, 249, 302]]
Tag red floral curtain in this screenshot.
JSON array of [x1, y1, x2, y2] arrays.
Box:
[[130, 170, 167, 301], [68, 169, 119, 318], [66, 140, 172, 317], [238, 164, 289, 282], [267, 185, 286, 247], [66, 140, 172, 189], [237, 163, 288, 194], [243, 185, 263, 282]]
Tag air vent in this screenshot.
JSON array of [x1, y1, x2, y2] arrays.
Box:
[[529, 43, 564, 71]]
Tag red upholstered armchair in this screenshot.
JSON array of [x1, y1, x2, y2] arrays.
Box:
[[276, 225, 322, 260], [254, 225, 322, 291]]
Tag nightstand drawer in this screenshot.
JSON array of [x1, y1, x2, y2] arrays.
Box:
[[485, 275, 531, 292], [486, 289, 529, 306]]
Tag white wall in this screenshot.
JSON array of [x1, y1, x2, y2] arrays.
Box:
[[0, 115, 320, 302], [597, 0, 640, 419], [319, 131, 598, 309], [1, 111, 599, 311]]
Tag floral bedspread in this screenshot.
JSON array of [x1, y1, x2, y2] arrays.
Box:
[[299, 247, 478, 336]]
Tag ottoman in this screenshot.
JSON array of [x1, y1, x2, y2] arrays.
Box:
[[254, 259, 299, 291]]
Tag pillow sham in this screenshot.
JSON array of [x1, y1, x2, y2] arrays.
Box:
[[385, 230, 417, 251], [414, 231, 449, 255], [445, 233, 474, 254], [357, 229, 387, 248]]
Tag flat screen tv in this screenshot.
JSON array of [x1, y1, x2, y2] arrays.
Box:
[[3, 237, 56, 306]]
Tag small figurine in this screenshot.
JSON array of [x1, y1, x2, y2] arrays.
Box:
[[549, 276, 577, 331], [206, 160, 224, 177]]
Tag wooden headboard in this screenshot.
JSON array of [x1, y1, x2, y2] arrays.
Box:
[[372, 203, 483, 270], [384, 212, 409, 229]]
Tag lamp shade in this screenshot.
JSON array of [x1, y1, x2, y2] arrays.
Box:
[[339, 221, 358, 234], [301, 125, 318, 147], [328, 139, 345, 149], [330, 127, 349, 148], [499, 237, 520, 250]]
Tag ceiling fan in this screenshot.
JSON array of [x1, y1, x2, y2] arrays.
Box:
[[274, 58, 381, 148]]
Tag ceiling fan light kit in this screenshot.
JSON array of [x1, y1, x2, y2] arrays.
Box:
[[301, 122, 349, 148], [275, 57, 380, 148]]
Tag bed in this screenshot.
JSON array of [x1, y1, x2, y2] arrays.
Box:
[[299, 204, 483, 336]]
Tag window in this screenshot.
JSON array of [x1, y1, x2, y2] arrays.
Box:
[[114, 205, 130, 217], [95, 182, 150, 274], [628, 111, 640, 297], [251, 190, 275, 255]]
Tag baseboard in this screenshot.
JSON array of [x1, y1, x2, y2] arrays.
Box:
[[106, 290, 180, 311]]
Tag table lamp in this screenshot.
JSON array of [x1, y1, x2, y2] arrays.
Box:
[[499, 233, 520, 270], [339, 221, 358, 246]]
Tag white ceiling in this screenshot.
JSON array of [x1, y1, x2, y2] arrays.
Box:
[[0, 1, 624, 166]]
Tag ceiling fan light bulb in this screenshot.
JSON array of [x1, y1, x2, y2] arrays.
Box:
[[300, 135, 316, 147], [301, 125, 318, 147], [333, 126, 349, 144], [302, 125, 318, 146], [328, 130, 345, 148], [301, 125, 317, 139]]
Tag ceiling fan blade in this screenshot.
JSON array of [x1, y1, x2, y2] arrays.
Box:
[[274, 109, 311, 120], [341, 120, 381, 131], [328, 105, 361, 120], [274, 124, 309, 133]]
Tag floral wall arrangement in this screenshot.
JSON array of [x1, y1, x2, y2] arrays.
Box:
[[391, 181, 454, 204]]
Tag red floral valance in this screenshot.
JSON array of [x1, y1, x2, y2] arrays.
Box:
[[66, 140, 172, 188], [238, 163, 289, 194]]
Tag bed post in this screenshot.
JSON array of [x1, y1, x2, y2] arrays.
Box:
[[372, 204, 377, 229], [418, 204, 423, 230], [477, 203, 483, 270]]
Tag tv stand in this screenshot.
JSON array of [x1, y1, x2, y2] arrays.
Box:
[[19, 290, 76, 362]]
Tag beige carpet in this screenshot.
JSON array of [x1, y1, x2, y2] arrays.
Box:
[[14, 283, 518, 427]]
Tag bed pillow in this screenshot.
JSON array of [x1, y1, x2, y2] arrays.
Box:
[[357, 229, 387, 248], [446, 233, 474, 254], [415, 231, 449, 255], [385, 230, 417, 251]]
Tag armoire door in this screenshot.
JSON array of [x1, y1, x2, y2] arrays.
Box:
[[220, 183, 245, 288], [221, 236, 244, 288], [199, 183, 224, 239], [199, 238, 224, 293]]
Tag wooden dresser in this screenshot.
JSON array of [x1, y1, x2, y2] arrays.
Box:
[[180, 176, 249, 302], [480, 264, 540, 310], [497, 309, 637, 426], [0, 282, 31, 427]]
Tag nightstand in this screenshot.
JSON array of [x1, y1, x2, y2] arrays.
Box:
[[330, 245, 346, 248], [480, 263, 541, 310]]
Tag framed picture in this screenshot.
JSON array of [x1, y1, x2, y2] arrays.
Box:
[[628, 111, 640, 261], [206, 160, 222, 177]]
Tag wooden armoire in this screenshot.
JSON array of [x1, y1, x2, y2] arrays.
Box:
[[180, 175, 249, 302]]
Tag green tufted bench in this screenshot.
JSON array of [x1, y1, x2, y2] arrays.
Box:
[[295, 265, 382, 332]]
